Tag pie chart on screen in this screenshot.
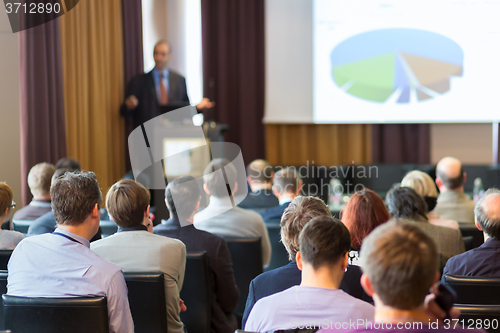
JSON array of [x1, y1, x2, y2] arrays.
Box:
[[330, 28, 464, 103]]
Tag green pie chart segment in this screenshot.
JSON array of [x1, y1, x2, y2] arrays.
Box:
[[330, 28, 464, 103]]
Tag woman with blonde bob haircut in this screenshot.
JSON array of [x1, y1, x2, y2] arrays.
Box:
[[401, 171, 459, 229]]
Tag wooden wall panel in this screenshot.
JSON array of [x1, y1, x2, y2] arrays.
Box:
[[265, 124, 372, 166]]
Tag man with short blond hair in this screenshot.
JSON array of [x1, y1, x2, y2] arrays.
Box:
[[13, 162, 55, 221], [91, 179, 187, 333]]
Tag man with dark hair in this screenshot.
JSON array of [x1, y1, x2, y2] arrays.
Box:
[[7, 171, 134, 333], [154, 175, 239, 333], [443, 188, 500, 278], [386, 185, 464, 267], [55, 157, 81, 171], [13, 162, 56, 221], [260, 167, 302, 222], [243, 196, 369, 327], [245, 216, 374, 331], [194, 158, 271, 267], [91, 179, 186, 333], [321, 223, 468, 333], [239, 159, 279, 209], [434, 156, 475, 224]]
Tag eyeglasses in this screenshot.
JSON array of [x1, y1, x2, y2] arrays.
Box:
[[10, 201, 15, 208]]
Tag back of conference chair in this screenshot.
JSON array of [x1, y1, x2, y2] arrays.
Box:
[[0, 252, 12, 271], [455, 304, 500, 333], [180, 252, 211, 333], [444, 275, 500, 305], [11, 219, 31, 234], [463, 236, 474, 251], [3, 295, 108, 333], [0, 271, 7, 330], [124, 272, 167, 333], [459, 227, 484, 250], [99, 220, 118, 238], [264, 223, 289, 272], [225, 237, 263, 315]]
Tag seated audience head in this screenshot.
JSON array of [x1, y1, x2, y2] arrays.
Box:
[[50, 171, 102, 239], [385, 185, 428, 221], [0, 183, 14, 223], [55, 157, 81, 171], [246, 159, 274, 190], [27, 163, 56, 200], [360, 222, 439, 311], [474, 188, 500, 240], [340, 189, 390, 250], [165, 175, 201, 221], [203, 158, 237, 198], [280, 196, 331, 261], [272, 168, 303, 201], [436, 156, 466, 193], [297, 216, 351, 284], [401, 170, 439, 213], [106, 179, 152, 232]]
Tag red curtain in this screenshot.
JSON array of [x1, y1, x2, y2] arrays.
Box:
[[201, 0, 266, 164]]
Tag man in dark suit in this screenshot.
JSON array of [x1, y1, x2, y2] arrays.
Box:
[[238, 159, 279, 210], [242, 196, 370, 327], [260, 167, 302, 222], [443, 188, 500, 278], [154, 175, 239, 333], [121, 41, 214, 130]]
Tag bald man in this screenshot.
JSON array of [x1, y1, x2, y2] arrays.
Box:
[[443, 188, 500, 278], [434, 157, 476, 224], [238, 159, 279, 209]]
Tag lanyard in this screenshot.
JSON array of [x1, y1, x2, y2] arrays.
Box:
[[52, 232, 82, 245]]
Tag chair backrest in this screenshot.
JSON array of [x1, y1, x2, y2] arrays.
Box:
[[0, 271, 7, 330], [460, 227, 484, 250], [455, 304, 500, 333], [3, 295, 108, 333], [463, 236, 474, 251], [0, 252, 12, 271], [264, 223, 289, 272], [443, 274, 500, 305], [11, 219, 32, 234], [123, 272, 167, 333], [180, 252, 211, 333], [100, 220, 118, 238], [225, 237, 263, 315]]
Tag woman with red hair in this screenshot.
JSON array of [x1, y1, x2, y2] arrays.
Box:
[[340, 189, 390, 266]]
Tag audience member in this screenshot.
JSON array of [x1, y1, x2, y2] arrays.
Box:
[[55, 156, 81, 170], [443, 188, 500, 278], [260, 167, 303, 222], [154, 175, 239, 333], [91, 179, 186, 333], [321, 223, 469, 333], [7, 171, 133, 333], [434, 157, 475, 224], [340, 189, 390, 266], [245, 216, 374, 331], [386, 185, 464, 266], [243, 196, 369, 327], [239, 159, 279, 209], [402, 170, 459, 229], [13, 162, 55, 221], [0, 183, 24, 249], [194, 158, 271, 267]]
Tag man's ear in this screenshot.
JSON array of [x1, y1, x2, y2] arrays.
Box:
[[144, 205, 150, 218], [272, 185, 280, 198], [233, 182, 238, 194], [92, 204, 100, 218], [435, 177, 443, 189], [203, 183, 210, 195], [475, 220, 483, 231], [360, 273, 375, 296], [342, 252, 348, 271], [296, 251, 303, 271], [194, 201, 200, 214], [247, 177, 253, 187]]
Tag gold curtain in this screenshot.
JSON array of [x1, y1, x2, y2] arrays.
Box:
[[265, 124, 372, 166], [60, 0, 125, 194]]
